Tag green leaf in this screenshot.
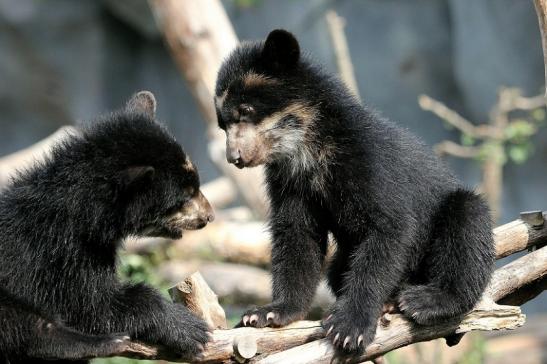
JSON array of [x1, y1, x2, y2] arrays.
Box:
[[505, 120, 536, 142], [531, 108, 545, 121], [460, 134, 475, 146], [508, 145, 529, 164]]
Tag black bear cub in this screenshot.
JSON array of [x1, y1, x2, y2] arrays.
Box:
[[215, 30, 495, 355], [0, 91, 214, 363]]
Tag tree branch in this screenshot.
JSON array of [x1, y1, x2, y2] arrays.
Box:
[[534, 0, 547, 99], [433, 140, 480, 158], [494, 211, 547, 258], [418, 95, 498, 139], [72, 212, 546, 362], [254, 302, 526, 364], [325, 10, 361, 100]]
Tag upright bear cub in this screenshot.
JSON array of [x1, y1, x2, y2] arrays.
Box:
[[0, 91, 213, 363], [215, 30, 495, 355]]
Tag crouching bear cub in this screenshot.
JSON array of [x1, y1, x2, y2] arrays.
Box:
[[0, 91, 214, 363], [215, 30, 495, 355]]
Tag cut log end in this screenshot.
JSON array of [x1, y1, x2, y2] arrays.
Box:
[[234, 335, 258, 362]]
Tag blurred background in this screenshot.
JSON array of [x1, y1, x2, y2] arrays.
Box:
[[0, 0, 545, 363]]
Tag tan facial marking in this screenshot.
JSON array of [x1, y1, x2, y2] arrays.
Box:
[[167, 190, 214, 230], [242, 71, 279, 88], [224, 102, 319, 168], [259, 102, 318, 130], [226, 122, 269, 167]]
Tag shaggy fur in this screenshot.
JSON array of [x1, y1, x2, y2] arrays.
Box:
[[0, 92, 213, 363], [215, 30, 495, 355]]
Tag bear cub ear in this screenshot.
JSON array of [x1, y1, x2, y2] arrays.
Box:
[[116, 166, 155, 192], [126, 91, 157, 118], [262, 29, 300, 70]]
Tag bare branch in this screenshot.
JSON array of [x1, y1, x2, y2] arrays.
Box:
[[325, 10, 361, 100], [512, 93, 546, 110], [433, 140, 480, 158], [418, 95, 498, 139]]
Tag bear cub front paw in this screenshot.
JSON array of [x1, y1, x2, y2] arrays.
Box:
[[154, 305, 211, 361], [322, 300, 377, 355], [237, 302, 305, 328]]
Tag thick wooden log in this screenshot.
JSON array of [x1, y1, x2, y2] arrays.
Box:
[[79, 244, 546, 362], [494, 211, 547, 258], [486, 244, 547, 301], [255, 303, 525, 364], [257, 248, 546, 364]]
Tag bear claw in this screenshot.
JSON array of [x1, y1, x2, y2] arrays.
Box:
[[343, 336, 351, 348], [249, 314, 258, 325]]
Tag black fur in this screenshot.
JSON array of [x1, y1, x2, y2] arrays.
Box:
[[0, 287, 128, 362], [0, 92, 211, 363], [215, 30, 495, 355]]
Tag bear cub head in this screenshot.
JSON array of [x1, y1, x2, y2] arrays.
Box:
[[77, 91, 214, 240], [215, 29, 320, 169]]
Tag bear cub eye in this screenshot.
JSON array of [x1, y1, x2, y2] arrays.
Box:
[[238, 104, 255, 120]]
